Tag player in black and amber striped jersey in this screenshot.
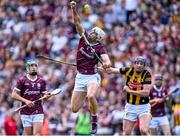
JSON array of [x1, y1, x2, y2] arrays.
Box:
[[172, 95, 180, 135], [98, 56, 152, 136], [120, 66, 151, 105]]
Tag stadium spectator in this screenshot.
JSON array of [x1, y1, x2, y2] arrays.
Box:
[[2, 109, 18, 135]]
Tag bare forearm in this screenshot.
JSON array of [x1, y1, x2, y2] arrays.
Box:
[[70, 1, 84, 35], [129, 90, 149, 97], [71, 8, 81, 25], [12, 91, 27, 103]]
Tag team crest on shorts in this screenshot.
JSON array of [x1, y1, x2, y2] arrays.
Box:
[[125, 112, 130, 117]]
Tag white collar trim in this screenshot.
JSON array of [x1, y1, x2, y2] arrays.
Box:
[[26, 74, 37, 82], [153, 85, 162, 92]]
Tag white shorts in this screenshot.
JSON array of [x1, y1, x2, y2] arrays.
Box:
[[174, 125, 180, 135], [74, 73, 101, 92], [150, 115, 170, 128], [123, 103, 151, 121], [21, 114, 44, 127]]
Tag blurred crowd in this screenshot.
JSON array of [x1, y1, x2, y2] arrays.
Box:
[[0, 0, 179, 135]]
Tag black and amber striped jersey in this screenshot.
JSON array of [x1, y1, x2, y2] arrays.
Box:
[[173, 104, 180, 125], [120, 66, 152, 105]]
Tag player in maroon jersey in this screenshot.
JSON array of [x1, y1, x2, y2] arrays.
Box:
[[11, 59, 51, 135], [149, 74, 171, 135], [70, 1, 111, 134]]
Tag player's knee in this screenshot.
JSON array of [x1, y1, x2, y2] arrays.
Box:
[[140, 127, 149, 135], [123, 130, 132, 135], [87, 93, 95, 100], [123, 127, 132, 135], [34, 130, 41, 136], [164, 130, 171, 135], [71, 106, 79, 113]]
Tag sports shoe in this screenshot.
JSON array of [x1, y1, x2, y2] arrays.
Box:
[[91, 122, 97, 134]]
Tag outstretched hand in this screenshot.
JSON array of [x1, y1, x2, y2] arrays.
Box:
[[43, 92, 51, 101], [24, 99, 34, 107], [102, 63, 111, 69]]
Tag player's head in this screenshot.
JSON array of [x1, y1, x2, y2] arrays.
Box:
[[154, 74, 163, 87], [25, 59, 38, 76], [133, 56, 147, 73], [88, 27, 105, 42]]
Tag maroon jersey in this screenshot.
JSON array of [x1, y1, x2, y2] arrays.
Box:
[[15, 75, 46, 115], [76, 33, 107, 74], [149, 85, 168, 117]]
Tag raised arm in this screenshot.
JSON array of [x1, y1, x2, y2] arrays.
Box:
[[70, 1, 85, 35]]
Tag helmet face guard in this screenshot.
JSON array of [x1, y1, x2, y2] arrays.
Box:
[[91, 27, 105, 41], [133, 56, 147, 72]]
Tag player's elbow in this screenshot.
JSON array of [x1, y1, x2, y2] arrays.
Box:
[[11, 92, 16, 100], [11, 90, 18, 100]]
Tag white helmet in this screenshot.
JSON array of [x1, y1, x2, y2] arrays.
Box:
[[91, 27, 106, 41]]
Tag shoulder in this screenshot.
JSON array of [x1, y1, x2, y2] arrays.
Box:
[[142, 70, 152, 84], [37, 75, 46, 83], [119, 66, 132, 74], [143, 69, 151, 77], [97, 43, 105, 49], [17, 75, 27, 82], [37, 75, 45, 81]]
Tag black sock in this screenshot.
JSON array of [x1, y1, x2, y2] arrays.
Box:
[[91, 115, 97, 123]]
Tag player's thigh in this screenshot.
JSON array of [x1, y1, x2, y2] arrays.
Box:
[[71, 91, 87, 107], [23, 127, 33, 135], [123, 119, 136, 134], [139, 113, 151, 130], [87, 82, 99, 97], [33, 122, 43, 135], [21, 115, 33, 135], [87, 73, 101, 96], [32, 114, 44, 135], [160, 124, 171, 135]]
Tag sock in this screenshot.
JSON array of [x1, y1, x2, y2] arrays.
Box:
[[91, 115, 97, 123]]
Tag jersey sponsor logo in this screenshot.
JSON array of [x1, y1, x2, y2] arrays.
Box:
[[24, 90, 40, 95], [79, 47, 95, 59], [128, 81, 142, 89]]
